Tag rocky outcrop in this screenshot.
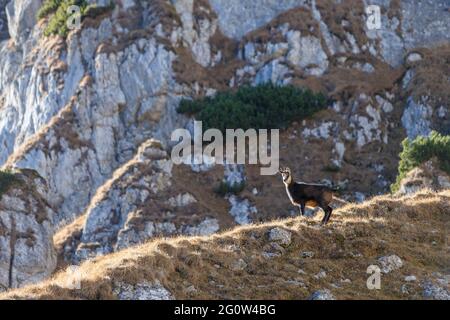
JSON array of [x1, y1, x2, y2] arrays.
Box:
[[308, 289, 335, 300], [0, 169, 56, 290], [73, 139, 173, 261], [401, 97, 433, 140], [268, 227, 292, 246], [6, 0, 42, 44], [423, 279, 450, 300], [228, 195, 257, 225], [209, 0, 305, 39], [67, 139, 221, 263], [378, 254, 403, 274], [5, 0, 42, 43], [3, 5, 188, 225], [401, 0, 450, 51], [401, 44, 450, 138], [0, 0, 448, 290], [397, 159, 450, 196]]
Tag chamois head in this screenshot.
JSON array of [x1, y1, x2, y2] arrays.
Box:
[[279, 167, 292, 184]]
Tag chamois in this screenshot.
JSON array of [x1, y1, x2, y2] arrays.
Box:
[[279, 167, 336, 225]]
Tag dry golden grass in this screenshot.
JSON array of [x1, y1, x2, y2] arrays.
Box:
[[1, 189, 448, 300], [53, 213, 87, 272]]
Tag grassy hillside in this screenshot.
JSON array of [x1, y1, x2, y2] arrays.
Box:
[[1, 189, 449, 300]]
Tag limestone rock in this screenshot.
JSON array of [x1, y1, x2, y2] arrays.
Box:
[[287, 34, 328, 75], [268, 227, 292, 246], [224, 164, 245, 187], [422, 281, 450, 300], [114, 281, 174, 300], [6, 0, 42, 43], [70, 139, 221, 263], [314, 270, 327, 279], [182, 218, 220, 236], [262, 242, 285, 259], [401, 97, 432, 140], [228, 195, 257, 225], [209, 0, 305, 39], [308, 289, 335, 300], [0, 169, 56, 289], [378, 255, 403, 274], [7, 33, 185, 225], [167, 193, 197, 207], [74, 139, 173, 261]]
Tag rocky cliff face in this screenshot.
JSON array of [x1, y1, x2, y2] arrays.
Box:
[[0, 0, 448, 289], [0, 169, 56, 291]]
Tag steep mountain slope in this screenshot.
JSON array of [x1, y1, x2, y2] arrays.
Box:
[[0, 0, 448, 291], [1, 189, 449, 300]]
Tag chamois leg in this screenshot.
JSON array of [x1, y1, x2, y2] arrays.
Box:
[[320, 206, 333, 225], [299, 202, 305, 216], [326, 206, 333, 223]]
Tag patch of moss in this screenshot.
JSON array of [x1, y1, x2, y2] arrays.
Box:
[[391, 131, 450, 192]]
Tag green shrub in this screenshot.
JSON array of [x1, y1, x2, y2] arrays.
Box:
[[38, 0, 89, 37], [0, 170, 20, 199], [37, 0, 63, 20], [38, 0, 113, 37], [391, 131, 450, 192], [177, 83, 328, 133], [214, 181, 246, 196]]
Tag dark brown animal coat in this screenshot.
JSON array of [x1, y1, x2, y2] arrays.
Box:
[[280, 167, 335, 225]]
